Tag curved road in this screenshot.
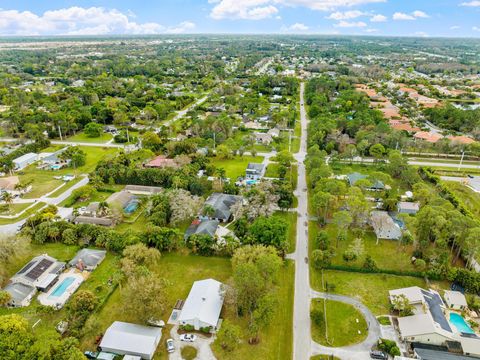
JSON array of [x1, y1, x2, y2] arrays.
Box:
[[292, 83, 380, 360]]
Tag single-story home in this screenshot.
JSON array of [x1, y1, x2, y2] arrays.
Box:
[[178, 278, 225, 331], [72, 216, 114, 227], [201, 193, 242, 223], [68, 249, 107, 271], [42, 147, 71, 168], [13, 152, 38, 170], [106, 190, 136, 209], [347, 172, 385, 191], [246, 163, 265, 180], [444, 290, 468, 311], [370, 211, 402, 240], [144, 155, 178, 169], [254, 132, 273, 145], [184, 219, 219, 240], [99, 321, 162, 360], [3, 282, 36, 307], [124, 185, 163, 195], [397, 201, 420, 215]]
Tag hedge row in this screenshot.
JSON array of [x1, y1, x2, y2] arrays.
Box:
[[325, 264, 440, 280]]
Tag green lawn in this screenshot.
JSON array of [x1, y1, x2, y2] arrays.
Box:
[[311, 299, 367, 347], [265, 163, 298, 188], [0, 202, 33, 215], [443, 181, 480, 218], [210, 155, 264, 180], [65, 132, 113, 144], [19, 146, 120, 198], [311, 269, 448, 315], [0, 202, 46, 225], [311, 356, 340, 360], [47, 177, 84, 198], [312, 223, 417, 273]]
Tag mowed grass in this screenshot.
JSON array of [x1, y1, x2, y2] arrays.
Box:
[[311, 299, 367, 347], [19, 146, 120, 198], [314, 223, 416, 272], [0, 202, 34, 215], [210, 155, 264, 180], [311, 356, 340, 360], [66, 132, 113, 144], [443, 181, 480, 218], [311, 269, 447, 315], [0, 202, 46, 225], [212, 260, 294, 360], [265, 163, 298, 188]]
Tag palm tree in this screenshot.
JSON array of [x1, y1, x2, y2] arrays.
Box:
[[98, 201, 110, 217], [1, 192, 14, 211]]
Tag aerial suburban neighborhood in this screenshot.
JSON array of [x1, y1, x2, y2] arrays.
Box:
[[1, 2, 480, 360]]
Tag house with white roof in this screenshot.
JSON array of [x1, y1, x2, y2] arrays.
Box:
[[99, 321, 162, 360], [13, 153, 38, 170], [444, 290, 468, 311], [178, 278, 225, 331]]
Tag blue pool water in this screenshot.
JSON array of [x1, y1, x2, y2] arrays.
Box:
[[449, 313, 474, 334], [124, 200, 139, 213], [49, 277, 75, 298]]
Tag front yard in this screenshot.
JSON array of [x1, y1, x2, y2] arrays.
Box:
[[210, 155, 264, 180]]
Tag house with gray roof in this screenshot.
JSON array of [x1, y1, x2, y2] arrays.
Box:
[[69, 249, 107, 271], [246, 163, 265, 180], [184, 219, 219, 240], [370, 211, 402, 241], [347, 172, 385, 191], [398, 201, 420, 215], [99, 321, 162, 360], [42, 147, 71, 168], [3, 282, 36, 307], [201, 193, 242, 223]]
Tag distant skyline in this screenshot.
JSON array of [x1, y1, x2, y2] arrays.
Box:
[[0, 1, 479, 37]]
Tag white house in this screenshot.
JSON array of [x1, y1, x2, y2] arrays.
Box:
[[13, 153, 38, 170], [99, 321, 162, 360], [443, 290, 468, 310], [178, 278, 225, 331], [397, 201, 420, 215]]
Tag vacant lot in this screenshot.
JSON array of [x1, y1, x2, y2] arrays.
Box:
[[443, 181, 480, 218], [210, 155, 264, 180], [66, 132, 113, 143], [311, 299, 367, 347]]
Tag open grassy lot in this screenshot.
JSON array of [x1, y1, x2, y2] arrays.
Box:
[[311, 269, 448, 315], [212, 260, 294, 360], [265, 163, 298, 188], [443, 181, 480, 218], [0, 202, 33, 215], [19, 146, 120, 198], [311, 356, 340, 360], [311, 299, 367, 347], [312, 223, 416, 273], [0, 202, 46, 225], [210, 155, 264, 180], [66, 132, 113, 144], [47, 177, 84, 198]]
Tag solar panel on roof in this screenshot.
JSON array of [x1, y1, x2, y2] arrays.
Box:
[[17, 261, 35, 274], [26, 259, 53, 280]]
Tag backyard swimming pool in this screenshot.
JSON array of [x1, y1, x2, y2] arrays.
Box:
[[124, 199, 139, 213], [49, 277, 75, 298], [449, 312, 474, 334]]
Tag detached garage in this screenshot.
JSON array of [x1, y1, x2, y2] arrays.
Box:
[[99, 321, 162, 360]]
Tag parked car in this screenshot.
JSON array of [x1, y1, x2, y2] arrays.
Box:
[[166, 338, 175, 353], [84, 351, 98, 359], [370, 350, 388, 360], [180, 334, 197, 342]]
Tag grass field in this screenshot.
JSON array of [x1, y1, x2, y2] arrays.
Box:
[[0, 202, 46, 225], [311, 299, 367, 347], [265, 163, 298, 188], [66, 132, 113, 143], [210, 155, 264, 180], [274, 211, 297, 253], [0, 202, 33, 215], [443, 181, 480, 218], [311, 356, 340, 360], [47, 177, 84, 198], [19, 146, 120, 198], [311, 269, 447, 315]]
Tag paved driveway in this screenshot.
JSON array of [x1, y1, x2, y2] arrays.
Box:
[[168, 326, 216, 360]]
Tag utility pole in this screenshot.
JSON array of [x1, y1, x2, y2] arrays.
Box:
[[57, 124, 63, 141], [458, 149, 465, 172]]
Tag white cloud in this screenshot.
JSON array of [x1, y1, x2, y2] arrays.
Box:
[[412, 10, 429, 18], [461, 1, 480, 6], [364, 28, 378, 33], [209, 0, 386, 19], [450, 25, 460, 30], [415, 31, 429, 37], [165, 21, 196, 34], [393, 12, 416, 20], [0, 7, 194, 35], [473, 26, 480, 31], [327, 10, 365, 20], [393, 10, 429, 21], [334, 20, 367, 28], [370, 14, 387, 22], [289, 22, 309, 31]]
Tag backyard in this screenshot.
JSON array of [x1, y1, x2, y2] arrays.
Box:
[[210, 155, 264, 180]]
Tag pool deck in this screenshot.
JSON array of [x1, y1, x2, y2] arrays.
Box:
[[38, 269, 85, 308]]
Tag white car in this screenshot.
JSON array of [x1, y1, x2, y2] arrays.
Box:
[[166, 338, 175, 353], [180, 334, 197, 342]]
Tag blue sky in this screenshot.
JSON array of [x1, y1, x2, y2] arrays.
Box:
[[0, 0, 479, 37]]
